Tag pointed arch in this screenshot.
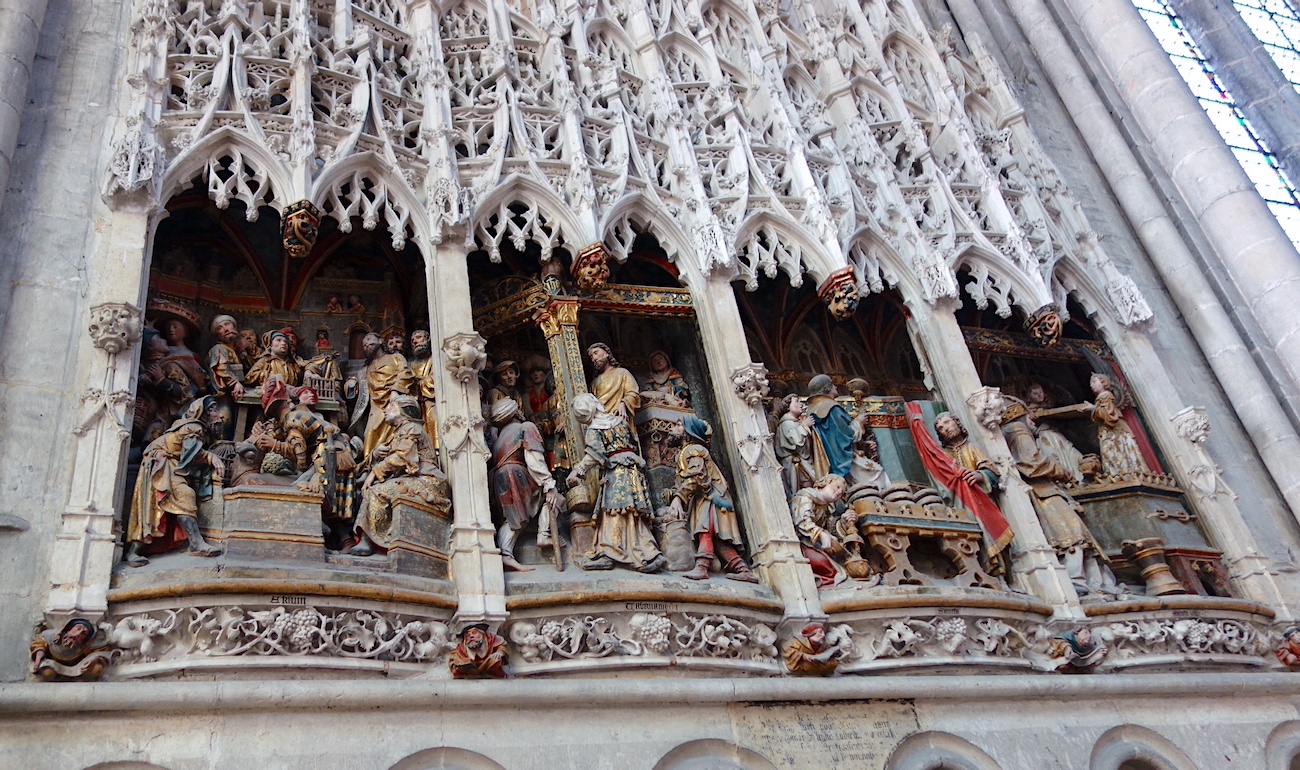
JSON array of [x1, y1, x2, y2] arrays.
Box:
[[952, 243, 1052, 317], [732, 211, 842, 290], [844, 226, 925, 305], [587, 20, 640, 75], [659, 34, 712, 83], [157, 126, 292, 217], [1052, 251, 1153, 329], [469, 174, 587, 251], [600, 193, 692, 265], [311, 153, 428, 250]]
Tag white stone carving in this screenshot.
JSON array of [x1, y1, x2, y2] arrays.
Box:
[[87, 302, 143, 354], [965, 386, 1007, 432], [508, 613, 779, 666], [1172, 406, 1236, 499], [730, 363, 770, 407], [104, 606, 453, 667], [442, 332, 487, 385], [1098, 617, 1269, 659]]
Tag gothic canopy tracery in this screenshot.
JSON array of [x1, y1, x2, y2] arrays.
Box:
[[108, 0, 1152, 330]]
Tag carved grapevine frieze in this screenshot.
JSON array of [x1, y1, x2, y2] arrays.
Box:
[[508, 613, 779, 666]]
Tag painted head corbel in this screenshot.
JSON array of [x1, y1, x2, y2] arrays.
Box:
[[572, 243, 611, 293], [1027, 303, 1064, 346], [281, 200, 322, 260], [818, 267, 861, 321]]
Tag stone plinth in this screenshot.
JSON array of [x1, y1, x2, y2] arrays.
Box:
[[388, 498, 451, 579], [223, 488, 325, 562]]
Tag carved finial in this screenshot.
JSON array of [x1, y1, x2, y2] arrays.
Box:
[[87, 302, 143, 355]]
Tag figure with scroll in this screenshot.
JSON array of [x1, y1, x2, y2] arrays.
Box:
[[490, 398, 562, 572], [347, 332, 417, 459], [806, 374, 889, 492], [1087, 373, 1149, 477], [667, 416, 758, 582], [30, 619, 111, 681], [641, 350, 691, 408], [353, 395, 450, 557], [124, 397, 226, 566], [774, 394, 816, 499], [587, 343, 641, 425], [566, 393, 666, 573], [1002, 398, 1123, 597]]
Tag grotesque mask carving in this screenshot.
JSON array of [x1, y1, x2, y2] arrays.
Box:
[[818, 267, 861, 320], [282, 200, 322, 260], [571, 243, 611, 293]]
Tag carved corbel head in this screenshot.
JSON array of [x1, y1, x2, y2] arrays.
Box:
[[1172, 406, 1211, 445], [1026, 303, 1063, 346], [731, 363, 770, 407], [281, 200, 322, 260], [817, 267, 861, 321], [88, 302, 144, 355], [571, 243, 612, 293]]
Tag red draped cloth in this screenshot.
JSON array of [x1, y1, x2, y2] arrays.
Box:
[[905, 403, 1014, 559]]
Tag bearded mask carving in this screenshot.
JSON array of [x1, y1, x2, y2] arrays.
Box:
[[818, 267, 861, 320]]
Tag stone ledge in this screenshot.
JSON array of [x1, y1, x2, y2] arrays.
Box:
[[1082, 595, 1276, 619], [3, 673, 1300, 714], [106, 578, 457, 609]]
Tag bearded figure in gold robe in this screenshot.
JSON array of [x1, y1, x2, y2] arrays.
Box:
[[124, 398, 225, 566], [408, 330, 439, 449], [586, 343, 641, 425], [348, 332, 417, 459]]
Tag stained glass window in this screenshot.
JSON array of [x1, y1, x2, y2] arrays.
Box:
[[1134, 0, 1300, 244]]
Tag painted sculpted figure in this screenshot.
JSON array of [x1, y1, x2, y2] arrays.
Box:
[[805, 375, 888, 491], [641, 350, 691, 408], [1022, 381, 1084, 483], [1088, 373, 1149, 476], [408, 330, 439, 448], [782, 623, 842, 676], [667, 416, 757, 582], [449, 624, 508, 679], [207, 314, 246, 436], [124, 397, 226, 566], [353, 395, 450, 556], [347, 332, 417, 458], [774, 394, 816, 498], [521, 356, 565, 471], [587, 343, 641, 425], [1002, 398, 1123, 597], [134, 328, 198, 444], [30, 619, 111, 681], [566, 393, 665, 573], [487, 360, 520, 406], [489, 398, 561, 572], [789, 474, 854, 588], [245, 331, 305, 387]]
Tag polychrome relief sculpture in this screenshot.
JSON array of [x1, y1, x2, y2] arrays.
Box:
[[666, 416, 757, 582], [566, 393, 666, 574], [449, 624, 508, 679], [641, 350, 692, 408], [30, 619, 111, 681], [586, 343, 641, 425], [124, 397, 225, 566], [1087, 373, 1150, 477], [347, 332, 418, 460], [489, 398, 562, 572]]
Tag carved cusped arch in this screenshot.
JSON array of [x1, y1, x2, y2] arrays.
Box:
[[469, 178, 585, 263], [312, 156, 427, 251], [1089, 725, 1198, 770], [732, 213, 842, 291], [601, 196, 690, 266], [884, 732, 1003, 770], [1053, 253, 1154, 330], [845, 227, 915, 300], [157, 129, 292, 221], [952, 244, 1052, 319]]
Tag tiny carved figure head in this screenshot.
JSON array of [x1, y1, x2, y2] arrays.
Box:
[[649, 350, 671, 374], [822, 279, 860, 321], [1089, 372, 1115, 397], [385, 394, 421, 425], [296, 387, 319, 409], [807, 374, 837, 399], [237, 329, 259, 355], [159, 318, 189, 347], [58, 619, 96, 650], [780, 394, 805, 419], [461, 623, 490, 652], [491, 397, 522, 427], [571, 393, 605, 425], [383, 327, 407, 356], [801, 623, 827, 649], [142, 329, 168, 363], [494, 360, 520, 390], [362, 332, 384, 360], [813, 473, 849, 502], [268, 332, 291, 359], [348, 294, 364, 310]]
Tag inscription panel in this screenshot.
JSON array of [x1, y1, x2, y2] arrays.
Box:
[[730, 701, 919, 768]]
